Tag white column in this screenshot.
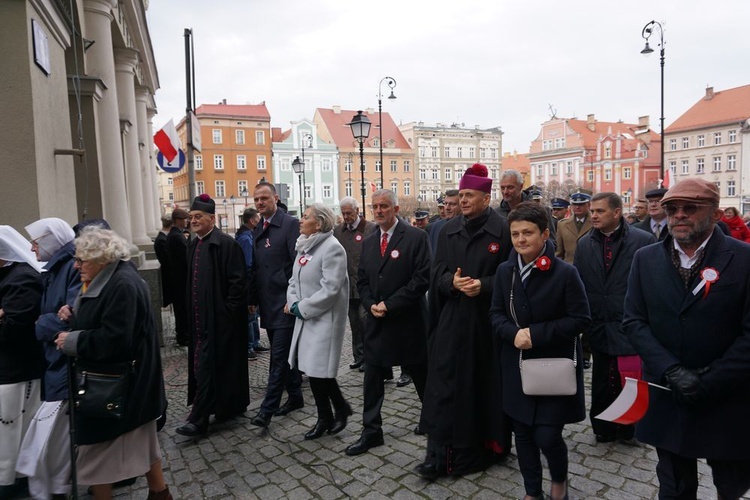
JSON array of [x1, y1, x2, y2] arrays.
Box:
[[82, 0, 132, 242], [135, 86, 158, 236], [146, 108, 162, 224], [114, 47, 150, 245]]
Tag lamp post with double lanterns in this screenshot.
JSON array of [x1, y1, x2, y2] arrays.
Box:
[[347, 110, 372, 219], [241, 188, 248, 207], [377, 77, 397, 188], [292, 156, 305, 217], [640, 20, 666, 183]]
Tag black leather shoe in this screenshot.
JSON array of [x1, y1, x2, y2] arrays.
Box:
[[304, 418, 333, 440], [349, 361, 363, 370], [175, 422, 207, 437], [254, 345, 270, 352], [595, 434, 616, 443], [415, 461, 444, 480], [345, 434, 384, 456], [396, 374, 412, 387], [358, 364, 365, 373], [329, 403, 353, 435], [250, 412, 272, 428], [275, 398, 304, 416], [414, 424, 425, 435]]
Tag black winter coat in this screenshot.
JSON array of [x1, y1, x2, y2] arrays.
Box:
[[574, 223, 655, 356], [153, 231, 171, 307]]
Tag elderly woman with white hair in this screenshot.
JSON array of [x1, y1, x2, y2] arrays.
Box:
[[285, 203, 352, 440], [0, 226, 44, 499], [54, 227, 170, 500], [14, 218, 80, 499]]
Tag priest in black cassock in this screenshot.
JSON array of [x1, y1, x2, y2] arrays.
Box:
[[175, 194, 249, 437]]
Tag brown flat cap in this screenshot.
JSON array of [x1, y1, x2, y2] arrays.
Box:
[[660, 179, 720, 206], [171, 208, 189, 221]]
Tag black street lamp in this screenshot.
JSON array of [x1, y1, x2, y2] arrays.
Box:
[[229, 195, 235, 233], [222, 199, 228, 233], [241, 188, 248, 206], [347, 110, 372, 218], [292, 156, 305, 217], [641, 20, 666, 184], [347, 152, 354, 191], [301, 132, 311, 208], [378, 77, 397, 188]]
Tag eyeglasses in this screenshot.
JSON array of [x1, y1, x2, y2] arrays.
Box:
[[74, 258, 87, 265], [663, 204, 712, 217], [187, 214, 205, 221], [30, 232, 51, 246]]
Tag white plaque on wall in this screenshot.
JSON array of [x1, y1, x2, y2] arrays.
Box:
[[32, 19, 51, 76]]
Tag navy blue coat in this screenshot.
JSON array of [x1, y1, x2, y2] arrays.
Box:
[[623, 227, 750, 459], [250, 210, 299, 330], [490, 241, 591, 426]]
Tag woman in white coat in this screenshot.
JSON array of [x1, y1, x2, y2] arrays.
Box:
[[285, 203, 351, 440]]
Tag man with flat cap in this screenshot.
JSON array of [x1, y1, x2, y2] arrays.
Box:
[[166, 208, 191, 346], [624, 178, 750, 499], [555, 192, 592, 264], [634, 188, 669, 241], [176, 194, 249, 437]]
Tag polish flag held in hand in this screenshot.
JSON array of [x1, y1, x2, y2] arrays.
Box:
[[595, 377, 653, 425], [154, 119, 181, 163]]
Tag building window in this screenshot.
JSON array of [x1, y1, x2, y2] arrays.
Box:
[[431, 147, 438, 158], [550, 163, 558, 176], [195, 155, 203, 170], [375, 161, 381, 173], [322, 159, 331, 172], [669, 138, 677, 151], [419, 146, 425, 157], [728, 154, 737, 170], [587, 170, 594, 182], [212, 129, 222, 144], [542, 140, 552, 151], [729, 130, 737, 143], [480, 147, 486, 158], [623, 167, 632, 179], [605, 145, 612, 159], [536, 165, 543, 177], [468, 147, 475, 158], [322, 185, 332, 198], [236, 130, 245, 145], [237, 155, 246, 170], [215, 180, 225, 197], [257, 156, 267, 170], [432, 169, 439, 180], [714, 132, 722, 145], [256, 131, 265, 145], [196, 181, 205, 195], [238, 180, 248, 197], [713, 156, 722, 172], [566, 161, 573, 175], [490, 148, 497, 159], [697, 134, 705, 147], [389, 160, 396, 172], [444, 146, 450, 158], [420, 169, 427, 180], [403, 160, 410, 172], [390, 181, 398, 194], [681, 159, 689, 174], [213, 154, 224, 170], [344, 160, 352, 172], [604, 168, 612, 181], [457, 147, 463, 158], [304, 185, 311, 199], [167, 177, 173, 185], [345, 181, 352, 197], [280, 158, 290, 171], [445, 168, 452, 181], [554, 138, 565, 149], [404, 182, 411, 196], [728, 180, 736, 197], [682, 137, 689, 149], [696, 158, 704, 174], [168, 192, 174, 201], [715, 181, 721, 193]]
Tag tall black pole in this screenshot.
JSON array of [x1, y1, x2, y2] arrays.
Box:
[[378, 97, 384, 187], [297, 173, 303, 216], [184, 28, 195, 202], [359, 139, 366, 220], [659, 45, 665, 184], [301, 143, 306, 211]]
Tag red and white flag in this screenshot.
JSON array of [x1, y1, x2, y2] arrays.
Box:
[[370, 182, 378, 193], [153, 119, 181, 163], [594, 377, 651, 425]]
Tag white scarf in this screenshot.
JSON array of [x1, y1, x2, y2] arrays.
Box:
[[295, 230, 332, 255]]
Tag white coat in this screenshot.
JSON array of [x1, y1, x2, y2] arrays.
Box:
[[287, 231, 349, 378]]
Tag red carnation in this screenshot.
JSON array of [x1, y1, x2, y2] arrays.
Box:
[[468, 163, 488, 177], [535, 256, 551, 271]]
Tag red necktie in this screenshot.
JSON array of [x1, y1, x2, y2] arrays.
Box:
[[263, 220, 269, 230], [380, 232, 388, 257]]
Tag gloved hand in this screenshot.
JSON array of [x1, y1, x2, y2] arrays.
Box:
[[290, 302, 304, 320], [664, 365, 708, 405]]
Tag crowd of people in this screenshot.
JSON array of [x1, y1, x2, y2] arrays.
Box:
[[2, 169, 750, 499]]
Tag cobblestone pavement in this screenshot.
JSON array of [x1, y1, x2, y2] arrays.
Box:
[[33, 311, 747, 499]]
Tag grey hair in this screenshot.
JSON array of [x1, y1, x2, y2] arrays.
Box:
[[500, 169, 524, 186], [307, 203, 336, 233], [75, 227, 130, 264], [445, 189, 459, 197], [339, 196, 358, 210], [372, 189, 398, 206]]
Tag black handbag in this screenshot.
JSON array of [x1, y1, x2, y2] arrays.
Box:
[[74, 360, 134, 419]]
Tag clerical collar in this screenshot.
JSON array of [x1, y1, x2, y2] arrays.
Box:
[[601, 224, 621, 238], [197, 227, 214, 240]]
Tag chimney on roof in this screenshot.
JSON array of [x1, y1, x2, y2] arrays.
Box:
[[638, 116, 650, 129], [587, 114, 596, 132], [705, 87, 715, 100], [365, 108, 374, 115], [332, 105, 341, 114], [221, 99, 227, 105]]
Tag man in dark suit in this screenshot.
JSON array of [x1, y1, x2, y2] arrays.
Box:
[[345, 189, 431, 456], [153, 215, 173, 308], [166, 208, 190, 346], [633, 188, 669, 241], [249, 182, 303, 428], [624, 179, 750, 499]]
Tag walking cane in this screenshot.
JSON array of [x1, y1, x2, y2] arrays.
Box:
[[66, 357, 79, 500]]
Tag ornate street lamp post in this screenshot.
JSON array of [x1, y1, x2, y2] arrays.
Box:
[[229, 195, 235, 233], [640, 20, 666, 184], [292, 156, 305, 217], [347, 110, 372, 219], [222, 199, 228, 233], [241, 188, 248, 206], [378, 77, 397, 188]]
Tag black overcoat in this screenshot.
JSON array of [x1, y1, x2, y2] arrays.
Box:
[[490, 241, 591, 426], [68, 261, 166, 445], [153, 231, 171, 307], [623, 227, 750, 459], [421, 209, 511, 447], [574, 223, 654, 356], [357, 220, 431, 367], [186, 229, 249, 416]]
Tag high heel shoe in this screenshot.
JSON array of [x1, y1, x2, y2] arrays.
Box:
[[550, 479, 568, 500], [329, 403, 353, 435], [304, 418, 333, 440]]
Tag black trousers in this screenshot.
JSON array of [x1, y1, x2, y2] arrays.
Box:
[[348, 300, 365, 364], [308, 377, 348, 420], [361, 361, 426, 437], [188, 336, 214, 427], [512, 419, 568, 497], [259, 327, 303, 415], [172, 292, 188, 343], [590, 351, 634, 440], [656, 448, 750, 500]]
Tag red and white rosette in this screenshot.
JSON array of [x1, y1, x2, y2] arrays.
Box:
[[298, 255, 308, 266], [390, 249, 400, 260], [535, 255, 551, 271], [692, 267, 719, 298], [354, 233, 363, 242], [488, 242, 500, 254]]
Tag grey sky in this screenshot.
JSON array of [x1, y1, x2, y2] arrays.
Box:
[[146, 0, 750, 154]]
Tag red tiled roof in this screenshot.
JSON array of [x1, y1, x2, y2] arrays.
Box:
[[315, 107, 411, 149], [195, 102, 270, 120], [502, 152, 530, 174], [567, 119, 641, 145], [271, 127, 283, 142], [666, 84, 750, 133]]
